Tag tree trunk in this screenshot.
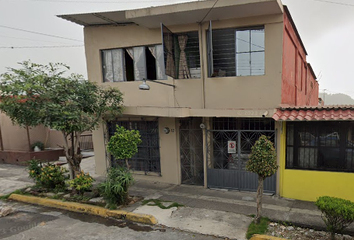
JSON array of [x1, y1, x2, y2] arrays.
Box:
[[71, 155, 82, 177], [71, 132, 75, 178], [0, 121, 4, 151], [125, 158, 130, 170], [331, 232, 335, 240], [255, 176, 264, 224], [62, 131, 83, 179], [26, 125, 31, 151]]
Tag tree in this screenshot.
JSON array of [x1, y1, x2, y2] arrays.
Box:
[[0, 61, 124, 177], [107, 125, 142, 170], [246, 135, 278, 224]]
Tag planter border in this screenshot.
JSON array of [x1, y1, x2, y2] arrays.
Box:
[[8, 194, 157, 225], [250, 235, 287, 240]]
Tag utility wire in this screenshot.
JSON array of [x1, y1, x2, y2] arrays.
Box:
[[0, 25, 83, 42], [311, 0, 354, 7], [1, 0, 194, 3], [199, 0, 219, 23], [0, 34, 74, 44], [0, 45, 84, 49]]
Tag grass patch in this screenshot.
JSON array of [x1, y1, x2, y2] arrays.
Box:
[[0, 189, 24, 200], [142, 199, 184, 209], [246, 217, 270, 239], [0, 193, 12, 200]]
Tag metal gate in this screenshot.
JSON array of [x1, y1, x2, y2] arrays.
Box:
[[180, 118, 204, 185], [206, 118, 276, 193]]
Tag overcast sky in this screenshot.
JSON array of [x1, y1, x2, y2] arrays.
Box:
[[0, 0, 353, 97]]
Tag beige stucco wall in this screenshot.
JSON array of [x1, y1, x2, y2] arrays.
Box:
[[0, 113, 63, 151], [92, 122, 108, 175], [85, 12, 284, 180], [84, 14, 283, 111], [203, 15, 283, 109]]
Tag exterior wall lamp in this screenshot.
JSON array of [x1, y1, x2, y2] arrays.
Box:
[[163, 127, 170, 134], [139, 79, 176, 90]]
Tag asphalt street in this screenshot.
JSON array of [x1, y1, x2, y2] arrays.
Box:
[[0, 200, 226, 240]]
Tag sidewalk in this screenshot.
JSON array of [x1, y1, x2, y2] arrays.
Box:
[[128, 180, 330, 238], [0, 164, 33, 195], [2, 156, 354, 239]]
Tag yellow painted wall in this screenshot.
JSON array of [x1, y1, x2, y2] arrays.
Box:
[[282, 169, 354, 202], [280, 122, 354, 202]]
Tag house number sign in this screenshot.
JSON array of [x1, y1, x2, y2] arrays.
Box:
[[228, 141, 236, 153]]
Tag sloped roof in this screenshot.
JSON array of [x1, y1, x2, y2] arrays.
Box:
[[272, 105, 354, 121]]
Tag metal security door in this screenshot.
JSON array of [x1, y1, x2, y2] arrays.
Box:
[[180, 118, 204, 185], [206, 118, 276, 193]]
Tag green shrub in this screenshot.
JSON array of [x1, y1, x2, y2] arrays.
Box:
[[27, 159, 43, 181], [68, 171, 94, 195], [37, 163, 68, 191], [107, 125, 142, 169], [99, 166, 134, 208], [315, 196, 354, 240]]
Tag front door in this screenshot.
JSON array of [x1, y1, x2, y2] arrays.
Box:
[[179, 118, 204, 185]]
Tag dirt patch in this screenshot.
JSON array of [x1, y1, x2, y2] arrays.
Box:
[[267, 222, 353, 240]]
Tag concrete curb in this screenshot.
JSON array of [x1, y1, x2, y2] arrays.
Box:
[[250, 235, 287, 240], [8, 194, 157, 225]]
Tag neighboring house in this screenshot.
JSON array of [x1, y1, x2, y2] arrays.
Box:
[[274, 106, 354, 202], [59, 0, 321, 198]]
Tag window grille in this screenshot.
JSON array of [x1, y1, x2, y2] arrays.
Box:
[[286, 122, 354, 172], [208, 25, 265, 77], [107, 121, 161, 174]]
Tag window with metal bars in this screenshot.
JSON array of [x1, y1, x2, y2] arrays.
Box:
[[161, 24, 200, 79], [208, 25, 265, 77], [107, 121, 161, 174], [286, 122, 354, 172]]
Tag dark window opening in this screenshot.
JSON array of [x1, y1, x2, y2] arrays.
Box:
[[146, 47, 157, 81], [101, 45, 166, 82], [212, 118, 274, 131], [125, 50, 134, 81], [286, 121, 354, 172], [108, 120, 161, 174]]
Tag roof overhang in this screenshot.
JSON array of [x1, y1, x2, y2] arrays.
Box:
[[123, 106, 275, 118], [58, 0, 283, 28], [273, 106, 354, 121]]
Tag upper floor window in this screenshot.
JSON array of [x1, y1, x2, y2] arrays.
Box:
[[207, 22, 265, 77], [162, 24, 201, 79], [101, 45, 166, 82]]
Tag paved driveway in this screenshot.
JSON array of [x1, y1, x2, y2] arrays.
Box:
[[0, 156, 98, 196], [0, 164, 33, 196]]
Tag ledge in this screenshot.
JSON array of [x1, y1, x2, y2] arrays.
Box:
[[8, 194, 157, 225], [250, 235, 287, 240]]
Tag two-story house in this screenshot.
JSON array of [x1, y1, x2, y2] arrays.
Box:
[[59, 0, 319, 197]]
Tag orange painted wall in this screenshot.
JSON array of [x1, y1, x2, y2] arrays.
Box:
[[281, 10, 319, 106]]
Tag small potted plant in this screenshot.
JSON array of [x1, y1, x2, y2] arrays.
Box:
[[31, 141, 44, 152]]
